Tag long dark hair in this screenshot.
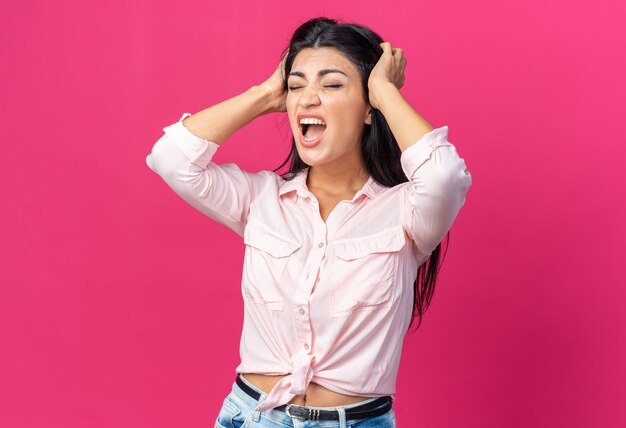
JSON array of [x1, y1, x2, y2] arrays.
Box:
[[272, 17, 450, 332]]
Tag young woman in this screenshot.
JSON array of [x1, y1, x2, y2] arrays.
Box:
[[147, 17, 472, 428]]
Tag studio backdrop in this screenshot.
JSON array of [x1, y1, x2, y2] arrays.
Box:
[[1, 1, 625, 427]]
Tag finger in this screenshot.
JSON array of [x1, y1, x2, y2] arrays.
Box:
[[393, 48, 404, 60], [380, 42, 392, 55]]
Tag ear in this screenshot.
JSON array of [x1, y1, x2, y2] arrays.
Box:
[[364, 108, 372, 125]]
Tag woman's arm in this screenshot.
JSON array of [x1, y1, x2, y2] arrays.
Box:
[[181, 85, 276, 146], [145, 54, 289, 237], [369, 42, 472, 256], [368, 42, 435, 152], [371, 81, 435, 153], [182, 52, 288, 145]]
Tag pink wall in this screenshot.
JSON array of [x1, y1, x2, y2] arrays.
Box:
[[2, 0, 625, 427]]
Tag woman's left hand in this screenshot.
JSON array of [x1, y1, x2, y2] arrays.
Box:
[[368, 42, 407, 110]]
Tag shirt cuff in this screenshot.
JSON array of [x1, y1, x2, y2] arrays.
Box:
[[400, 126, 452, 178], [162, 112, 220, 167]]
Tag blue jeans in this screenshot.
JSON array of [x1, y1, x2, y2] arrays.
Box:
[[215, 374, 397, 428]]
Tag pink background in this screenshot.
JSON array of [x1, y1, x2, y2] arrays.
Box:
[[2, 0, 625, 427]]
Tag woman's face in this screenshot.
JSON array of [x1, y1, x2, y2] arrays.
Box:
[[286, 47, 371, 169]]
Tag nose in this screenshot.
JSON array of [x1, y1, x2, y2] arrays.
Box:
[[298, 85, 321, 107]]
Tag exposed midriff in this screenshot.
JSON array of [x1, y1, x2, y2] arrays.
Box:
[[241, 373, 372, 407]]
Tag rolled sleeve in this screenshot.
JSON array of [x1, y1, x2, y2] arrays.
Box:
[[163, 112, 220, 167], [400, 126, 452, 176], [146, 113, 268, 237], [400, 126, 472, 257]]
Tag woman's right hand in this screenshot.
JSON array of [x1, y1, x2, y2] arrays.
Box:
[[258, 50, 289, 113]]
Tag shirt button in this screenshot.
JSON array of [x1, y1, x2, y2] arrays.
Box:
[[318, 242, 324, 248], [298, 308, 306, 315], [304, 343, 310, 350], [464, 167, 469, 175]]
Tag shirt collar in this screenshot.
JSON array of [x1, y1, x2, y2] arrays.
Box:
[[278, 167, 385, 201]]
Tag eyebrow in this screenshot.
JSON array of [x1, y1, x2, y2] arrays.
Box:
[[288, 69, 348, 78]]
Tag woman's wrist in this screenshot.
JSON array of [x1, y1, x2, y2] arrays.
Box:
[[251, 84, 283, 115], [369, 81, 401, 114]]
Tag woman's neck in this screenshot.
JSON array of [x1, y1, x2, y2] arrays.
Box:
[[306, 162, 370, 196]]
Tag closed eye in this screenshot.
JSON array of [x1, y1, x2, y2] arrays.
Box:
[[288, 84, 343, 91]]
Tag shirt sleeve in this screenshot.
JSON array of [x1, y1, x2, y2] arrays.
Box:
[[400, 126, 472, 258], [145, 112, 268, 237]]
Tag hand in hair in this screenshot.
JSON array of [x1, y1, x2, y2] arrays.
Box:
[[368, 42, 407, 110], [258, 50, 290, 113]]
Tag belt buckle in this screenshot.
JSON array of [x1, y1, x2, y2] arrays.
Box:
[[285, 404, 307, 421]]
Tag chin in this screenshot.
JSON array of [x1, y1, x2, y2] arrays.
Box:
[[298, 152, 337, 168]]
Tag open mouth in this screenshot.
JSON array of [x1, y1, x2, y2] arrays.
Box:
[[299, 122, 327, 142]]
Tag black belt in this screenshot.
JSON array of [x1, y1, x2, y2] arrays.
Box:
[[235, 374, 393, 422]]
